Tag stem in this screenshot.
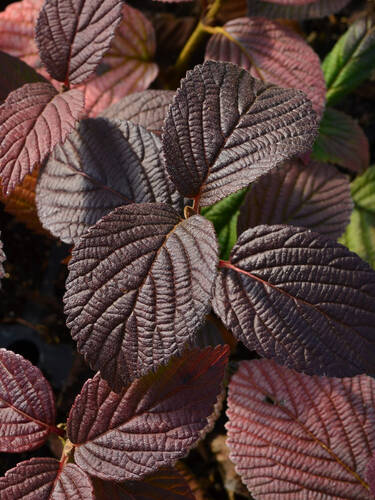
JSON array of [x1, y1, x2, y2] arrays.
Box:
[[173, 0, 224, 80], [51, 425, 65, 438]]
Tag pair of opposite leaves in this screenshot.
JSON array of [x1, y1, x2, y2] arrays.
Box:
[[49, 59, 375, 392]]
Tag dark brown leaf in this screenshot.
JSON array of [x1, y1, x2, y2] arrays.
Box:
[[162, 60, 318, 206], [64, 203, 218, 389]]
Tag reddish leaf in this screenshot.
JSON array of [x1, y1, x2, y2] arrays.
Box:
[[0, 0, 43, 67], [0, 348, 56, 452], [313, 107, 370, 173], [0, 82, 84, 195], [213, 225, 375, 378], [238, 159, 353, 239], [0, 52, 48, 103], [250, 0, 351, 19], [68, 346, 229, 481], [226, 359, 375, 499], [217, 0, 248, 23], [101, 90, 175, 136], [162, 61, 318, 206], [35, 0, 123, 85], [36, 118, 182, 244], [0, 457, 94, 499], [93, 468, 195, 499], [205, 17, 326, 118], [64, 203, 219, 390], [82, 4, 158, 116]]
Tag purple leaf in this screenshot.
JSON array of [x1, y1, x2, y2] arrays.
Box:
[[313, 107, 370, 173], [250, 0, 351, 19], [35, 0, 123, 85], [162, 60, 318, 206], [226, 359, 375, 499], [0, 458, 94, 499], [237, 159, 353, 239], [81, 4, 158, 117], [213, 225, 375, 378], [367, 455, 375, 498], [93, 468, 195, 499], [0, 52, 48, 103], [101, 90, 175, 136], [205, 17, 326, 119], [68, 346, 229, 481], [0, 82, 84, 195], [0, 348, 56, 453], [64, 203, 219, 390], [36, 118, 182, 245]]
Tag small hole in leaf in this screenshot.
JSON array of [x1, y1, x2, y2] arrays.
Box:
[[8, 340, 39, 366], [264, 395, 276, 405]]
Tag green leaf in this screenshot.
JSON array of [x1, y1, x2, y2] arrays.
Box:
[[351, 165, 375, 212], [202, 188, 247, 259], [312, 107, 369, 173], [339, 207, 375, 269], [322, 18, 375, 105]]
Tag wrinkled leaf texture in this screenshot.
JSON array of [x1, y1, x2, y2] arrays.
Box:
[[93, 468, 195, 499], [101, 90, 175, 136], [162, 60, 318, 206], [205, 17, 326, 118], [0, 82, 84, 195], [35, 0, 123, 85], [0, 0, 43, 67], [323, 18, 375, 105], [36, 118, 182, 245], [0, 52, 48, 103], [213, 224, 375, 378], [312, 107, 369, 173], [0, 458, 94, 499], [0, 349, 55, 452], [64, 203, 219, 390], [367, 456, 375, 498], [351, 166, 375, 212], [82, 4, 158, 116], [227, 359, 375, 499], [238, 159, 353, 239], [68, 346, 229, 481], [250, 0, 351, 19]]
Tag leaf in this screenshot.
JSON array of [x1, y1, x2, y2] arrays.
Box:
[[35, 0, 123, 85], [339, 207, 375, 270], [64, 203, 219, 390], [250, 0, 351, 19], [205, 17, 326, 118], [217, 0, 248, 23], [0, 167, 46, 234], [202, 188, 247, 260], [351, 166, 375, 212], [312, 107, 369, 173], [101, 90, 175, 136], [162, 60, 318, 206], [0, 0, 43, 67], [93, 468, 195, 499], [82, 4, 158, 117], [237, 159, 353, 239], [323, 18, 375, 106], [0, 52, 48, 103], [68, 346, 229, 481], [367, 455, 375, 498], [0, 82, 84, 195], [0, 458, 94, 499], [0, 237, 5, 286], [36, 118, 182, 245], [0, 348, 56, 452], [226, 359, 375, 499], [213, 224, 375, 378]]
